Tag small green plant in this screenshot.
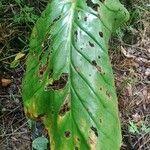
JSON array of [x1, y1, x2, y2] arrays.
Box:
[[129, 121, 150, 134], [128, 121, 140, 134], [14, 0, 38, 24], [141, 124, 150, 133], [10, 52, 25, 68], [32, 136, 48, 150]]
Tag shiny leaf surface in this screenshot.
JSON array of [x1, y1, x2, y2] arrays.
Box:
[[22, 0, 129, 149]]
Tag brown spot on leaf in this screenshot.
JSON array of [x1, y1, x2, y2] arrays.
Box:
[[33, 51, 36, 56], [96, 65, 101, 72], [86, 0, 99, 11], [91, 60, 97, 66], [99, 118, 102, 123], [99, 32, 103, 37], [36, 114, 45, 121], [84, 16, 88, 21], [100, 0, 105, 3], [25, 108, 45, 121], [49, 15, 61, 28], [106, 90, 111, 98], [39, 64, 47, 76], [53, 15, 61, 23], [89, 41, 94, 47], [59, 102, 70, 116], [76, 66, 80, 73], [91, 60, 102, 72], [89, 127, 98, 149], [59, 95, 70, 116], [91, 126, 98, 137], [97, 13, 101, 19], [77, 138, 80, 142], [46, 73, 68, 90], [74, 30, 78, 42], [75, 147, 79, 150], [64, 131, 71, 138], [48, 69, 53, 79]]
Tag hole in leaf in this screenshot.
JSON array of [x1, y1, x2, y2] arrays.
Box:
[[59, 97, 70, 117], [39, 33, 51, 61], [46, 73, 68, 90]]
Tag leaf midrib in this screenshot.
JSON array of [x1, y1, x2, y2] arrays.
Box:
[[67, 1, 77, 148]]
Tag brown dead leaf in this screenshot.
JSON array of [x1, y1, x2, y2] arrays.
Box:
[[1, 78, 12, 87]]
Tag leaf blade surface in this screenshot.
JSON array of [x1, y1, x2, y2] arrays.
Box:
[[22, 0, 129, 149]]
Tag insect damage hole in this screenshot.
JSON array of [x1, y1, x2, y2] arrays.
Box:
[[46, 73, 68, 90], [58, 94, 70, 116], [59, 97, 70, 117]]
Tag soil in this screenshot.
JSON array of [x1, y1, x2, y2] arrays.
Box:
[[0, 0, 150, 150]]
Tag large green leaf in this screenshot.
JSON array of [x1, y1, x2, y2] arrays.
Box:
[[22, 0, 129, 150]]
